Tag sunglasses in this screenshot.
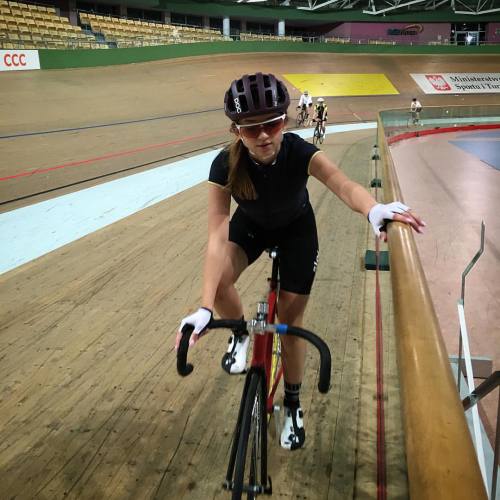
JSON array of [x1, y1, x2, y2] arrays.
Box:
[[235, 114, 286, 139]]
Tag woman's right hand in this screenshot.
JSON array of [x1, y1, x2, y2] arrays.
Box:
[[175, 307, 212, 349]]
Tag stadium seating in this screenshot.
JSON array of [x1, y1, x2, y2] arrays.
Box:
[[0, 0, 301, 50], [0, 0, 102, 49], [239, 32, 302, 42], [78, 12, 225, 48]]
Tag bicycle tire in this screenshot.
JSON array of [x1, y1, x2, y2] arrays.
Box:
[[319, 130, 325, 144], [296, 114, 303, 127], [313, 126, 320, 145], [232, 370, 268, 500], [268, 333, 282, 401]]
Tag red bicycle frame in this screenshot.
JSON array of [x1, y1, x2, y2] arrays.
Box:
[[248, 248, 283, 414]]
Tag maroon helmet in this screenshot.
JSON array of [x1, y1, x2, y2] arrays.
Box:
[[224, 72, 290, 122]]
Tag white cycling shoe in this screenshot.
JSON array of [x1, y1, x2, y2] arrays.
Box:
[[280, 405, 305, 451], [221, 334, 249, 374]]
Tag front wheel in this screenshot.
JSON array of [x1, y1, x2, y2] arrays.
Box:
[[313, 125, 320, 145], [319, 128, 325, 144], [232, 370, 268, 500]]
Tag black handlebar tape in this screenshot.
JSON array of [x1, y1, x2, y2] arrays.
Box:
[[175, 319, 330, 392], [176, 320, 245, 377], [177, 324, 194, 376], [284, 326, 331, 394], [208, 319, 247, 331]]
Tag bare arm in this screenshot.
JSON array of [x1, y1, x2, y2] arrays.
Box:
[[309, 151, 377, 218], [308, 151, 425, 240], [201, 183, 232, 310]]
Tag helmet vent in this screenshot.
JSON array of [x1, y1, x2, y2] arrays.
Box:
[[265, 89, 273, 108], [250, 85, 260, 109], [239, 94, 248, 112]]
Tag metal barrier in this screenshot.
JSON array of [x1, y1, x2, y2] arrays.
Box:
[[377, 115, 487, 499]]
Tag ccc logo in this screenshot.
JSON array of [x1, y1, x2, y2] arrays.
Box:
[[233, 97, 242, 113], [4, 53, 27, 67]]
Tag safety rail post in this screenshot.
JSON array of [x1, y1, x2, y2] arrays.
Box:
[[377, 116, 487, 499], [457, 221, 485, 394], [462, 371, 499, 499]]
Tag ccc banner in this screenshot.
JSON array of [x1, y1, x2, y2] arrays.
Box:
[[0, 50, 40, 71]]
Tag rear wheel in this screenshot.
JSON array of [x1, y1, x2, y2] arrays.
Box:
[[269, 333, 281, 396], [232, 370, 268, 500]]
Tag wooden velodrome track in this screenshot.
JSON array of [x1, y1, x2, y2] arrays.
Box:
[[1, 52, 499, 499]]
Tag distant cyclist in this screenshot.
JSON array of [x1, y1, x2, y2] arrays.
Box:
[[297, 89, 313, 125], [313, 98, 328, 137], [176, 72, 425, 451], [410, 97, 422, 125]]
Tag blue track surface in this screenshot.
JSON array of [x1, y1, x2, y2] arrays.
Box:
[[455, 130, 500, 140], [450, 129, 500, 170]]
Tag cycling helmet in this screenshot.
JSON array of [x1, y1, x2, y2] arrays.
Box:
[[317, 97, 325, 103], [224, 72, 290, 122], [304, 89, 309, 95]]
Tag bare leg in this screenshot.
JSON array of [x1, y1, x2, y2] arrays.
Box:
[[216, 242, 250, 374], [277, 290, 309, 384], [214, 242, 248, 319]]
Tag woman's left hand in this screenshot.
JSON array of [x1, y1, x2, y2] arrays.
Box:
[[368, 202, 426, 242]]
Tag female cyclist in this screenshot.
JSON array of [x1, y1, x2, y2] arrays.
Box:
[[313, 97, 328, 137], [177, 72, 425, 451]]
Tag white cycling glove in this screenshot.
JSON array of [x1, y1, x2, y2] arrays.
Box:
[[179, 307, 212, 336], [368, 202, 410, 237]]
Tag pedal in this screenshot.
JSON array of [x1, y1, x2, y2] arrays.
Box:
[[273, 404, 281, 445]]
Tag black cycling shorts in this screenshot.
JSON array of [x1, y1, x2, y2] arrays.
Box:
[[229, 203, 319, 295]]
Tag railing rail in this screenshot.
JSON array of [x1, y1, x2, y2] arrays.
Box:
[[377, 114, 487, 499], [463, 371, 500, 411]]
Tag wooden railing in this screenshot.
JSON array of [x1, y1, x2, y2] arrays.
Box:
[[377, 116, 487, 499]]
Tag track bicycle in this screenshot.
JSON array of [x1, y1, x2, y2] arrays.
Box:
[[407, 110, 420, 127], [177, 248, 332, 499], [295, 107, 308, 128], [312, 119, 326, 145]]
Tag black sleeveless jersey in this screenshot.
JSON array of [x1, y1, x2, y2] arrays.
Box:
[[209, 132, 320, 229]]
